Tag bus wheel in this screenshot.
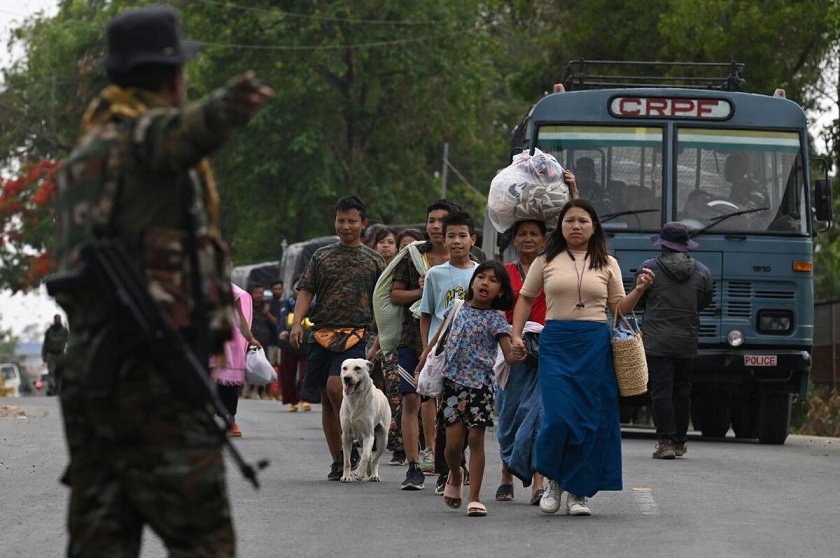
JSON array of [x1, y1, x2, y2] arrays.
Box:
[[691, 396, 730, 438], [731, 399, 759, 439], [757, 392, 791, 445]]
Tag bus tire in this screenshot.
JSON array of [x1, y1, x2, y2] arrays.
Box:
[[691, 395, 730, 438], [757, 392, 791, 445], [731, 398, 759, 439]]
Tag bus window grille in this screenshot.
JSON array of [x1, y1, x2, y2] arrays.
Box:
[[727, 281, 752, 298], [727, 301, 752, 317], [754, 289, 795, 299], [698, 324, 718, 338]]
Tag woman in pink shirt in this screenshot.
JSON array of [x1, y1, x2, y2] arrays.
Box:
[[212, 283, 261, 436]]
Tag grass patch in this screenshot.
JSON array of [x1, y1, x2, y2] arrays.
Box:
[[791, 386, 840, 438]]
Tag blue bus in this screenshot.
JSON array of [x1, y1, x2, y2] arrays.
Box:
[[498, 61, 832, 444]]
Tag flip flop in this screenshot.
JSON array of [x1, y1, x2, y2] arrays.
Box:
[[443, 473, 463, 509], [495, 483, 514, 502], [467, 501, 488, 517], [530, 488, 545, 506]]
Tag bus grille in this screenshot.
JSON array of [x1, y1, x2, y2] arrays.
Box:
[[700, 280, 719, 339], [725, 281, 796, 317]]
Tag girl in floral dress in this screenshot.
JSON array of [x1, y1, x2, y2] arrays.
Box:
[[417, 261, 521, 516]]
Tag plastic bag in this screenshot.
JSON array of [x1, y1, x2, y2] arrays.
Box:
[[245, 346, 277, 385], [487, 148, 570, 233], [416, 346, 445, 397]]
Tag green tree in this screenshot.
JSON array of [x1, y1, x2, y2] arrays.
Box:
[[2, 0, 840, 291], [0, 317, 18, 360]]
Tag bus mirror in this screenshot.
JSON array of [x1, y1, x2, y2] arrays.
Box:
[[814, 178, 833, 222]]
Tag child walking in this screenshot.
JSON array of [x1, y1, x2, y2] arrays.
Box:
[[416, 261, 521, 516]]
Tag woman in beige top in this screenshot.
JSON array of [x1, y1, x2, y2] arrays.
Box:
[[510, 199, 654, 516]]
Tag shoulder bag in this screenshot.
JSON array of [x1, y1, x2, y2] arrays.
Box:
[[416, 299, 464, 397]]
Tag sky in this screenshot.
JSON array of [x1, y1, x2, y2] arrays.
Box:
[[0, 0, 61, 339]]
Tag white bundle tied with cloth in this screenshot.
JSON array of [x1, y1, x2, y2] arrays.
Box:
[[487, 148, 570, 233]]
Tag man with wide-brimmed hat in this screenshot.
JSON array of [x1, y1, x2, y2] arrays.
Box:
[[635, 222, 713, 460], [52, 5, 272, 556]]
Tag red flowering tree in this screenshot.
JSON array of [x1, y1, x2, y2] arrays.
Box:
[[0, 159, 60, 292]]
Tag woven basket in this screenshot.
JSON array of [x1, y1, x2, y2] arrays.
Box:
[[611, 312, 649, 397]]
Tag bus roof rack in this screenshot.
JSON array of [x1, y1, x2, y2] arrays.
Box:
[[562, 60, 746, 92]]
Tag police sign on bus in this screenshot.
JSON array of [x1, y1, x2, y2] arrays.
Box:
[[609, 96, 732, 119]]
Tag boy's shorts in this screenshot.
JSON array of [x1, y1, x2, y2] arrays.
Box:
[[303, 341, 366, 390], [396, 346, 420, 395]]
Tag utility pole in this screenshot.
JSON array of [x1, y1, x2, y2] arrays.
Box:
[[441, 142, 449, 198]]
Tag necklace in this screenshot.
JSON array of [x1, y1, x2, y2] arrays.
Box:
[[567, 249, 587, 309]]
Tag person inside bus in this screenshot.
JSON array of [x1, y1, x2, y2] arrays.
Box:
[[573, 157, 608, 204], [725, 152, 768, 209]]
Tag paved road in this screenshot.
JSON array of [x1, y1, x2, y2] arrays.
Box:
[[2, 396, 839, 557]]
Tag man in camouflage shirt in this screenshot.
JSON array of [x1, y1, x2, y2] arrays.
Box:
[[290, 195, 385, 480], [51, 6, 272, 556]]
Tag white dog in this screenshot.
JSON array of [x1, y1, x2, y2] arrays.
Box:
[[339, 358, 391, 482]]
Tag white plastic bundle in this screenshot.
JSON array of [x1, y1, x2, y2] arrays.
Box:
[[487, 148, 570, 233]]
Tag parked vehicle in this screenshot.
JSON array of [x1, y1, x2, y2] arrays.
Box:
[[1, 362, 23, 397], [498, 60, 832, 444]]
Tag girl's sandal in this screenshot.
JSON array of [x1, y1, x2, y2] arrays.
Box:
[[467, 501, 488, 517], [443, 473, 463, 509]]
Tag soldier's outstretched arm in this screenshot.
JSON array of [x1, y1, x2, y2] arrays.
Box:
[[133, 71, 274, 172]]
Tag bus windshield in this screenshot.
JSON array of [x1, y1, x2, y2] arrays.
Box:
[[537, 125, 664, 231], [675, 128, 807, 235]]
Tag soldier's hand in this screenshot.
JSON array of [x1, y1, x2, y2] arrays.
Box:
[[226, 71, 274, 123]]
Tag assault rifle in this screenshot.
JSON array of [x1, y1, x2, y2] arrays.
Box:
[[46, 240, 269, 489]]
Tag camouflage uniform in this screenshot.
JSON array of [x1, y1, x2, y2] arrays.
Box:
[[53, 78, 258, 556]]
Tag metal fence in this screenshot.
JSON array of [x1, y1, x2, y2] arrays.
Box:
[[813, 300, 840, 389]]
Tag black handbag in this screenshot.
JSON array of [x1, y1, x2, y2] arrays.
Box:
[[523, 331, 540, 367]]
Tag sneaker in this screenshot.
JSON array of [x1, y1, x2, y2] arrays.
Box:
[[434, 473, 447, 495], [674, 442, 687, 457], [539, 479, 562, 514], [389, 450, 407, 466], [302, 402, 312, 412], [289, 404, 298, 413], [652, 439, 676, 460], [400, 462, 425, 490], [419, 448, 435, 474], [565, 493, 592, 516], [327, 457, 342, 481]]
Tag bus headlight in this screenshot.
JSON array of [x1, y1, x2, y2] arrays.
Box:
[[757, 310, 794, 334], [727, 329, 744, 347]]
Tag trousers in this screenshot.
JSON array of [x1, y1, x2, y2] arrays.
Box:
[[647, 355, 694, 443], [59, 327, 234, 557]]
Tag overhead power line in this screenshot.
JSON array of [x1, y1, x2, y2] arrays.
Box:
[[194, 0, 445, 25], [201, 30, 466, 51]]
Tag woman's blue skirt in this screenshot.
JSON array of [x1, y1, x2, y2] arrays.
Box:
[[535, 320, 622, 497], [495, 359, 542, 487]]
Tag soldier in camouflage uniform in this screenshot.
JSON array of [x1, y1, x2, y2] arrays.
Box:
[[50, 6, 272, 557], [290, 196, 385, 480]]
